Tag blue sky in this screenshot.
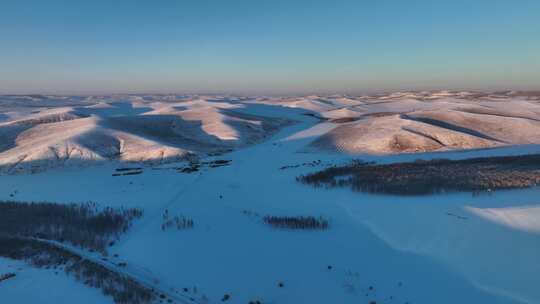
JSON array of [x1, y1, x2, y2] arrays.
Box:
[[1, 0, 539, 94]]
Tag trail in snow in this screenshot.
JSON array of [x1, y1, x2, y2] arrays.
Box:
[[31, 238, 200, 304]]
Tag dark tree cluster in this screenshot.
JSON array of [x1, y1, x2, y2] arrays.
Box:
[[175, 159, 231, 173], [0, 201, 143, 253], [263, 215, 329, 230], [0, 272, 16, 283], [115, 167, 143, 172], [0, 237, 154, 304], [68, 259, 153, 304], [176, 163, 200, 173], [279, 159, 321, 170], [112, 167, 144, 176], [297, 154, 540, 195]]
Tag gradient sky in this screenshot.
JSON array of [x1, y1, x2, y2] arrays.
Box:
[[1, 0, 539, 94]]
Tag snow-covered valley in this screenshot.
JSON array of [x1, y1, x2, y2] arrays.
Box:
[[1, 92, 540, 304]]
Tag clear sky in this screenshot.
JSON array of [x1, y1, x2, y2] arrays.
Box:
[[1, 0, 539, 95]]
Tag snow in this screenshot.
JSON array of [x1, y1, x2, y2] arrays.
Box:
[[1, 93, 539, 304], [283, 122, 337, 141], [466, 205, 540, 234], [338, 188, 540, 304]]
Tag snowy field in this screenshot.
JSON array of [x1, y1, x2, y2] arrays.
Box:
[[1, 92, 540, 304]]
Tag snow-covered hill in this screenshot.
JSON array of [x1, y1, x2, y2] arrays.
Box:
[[3, 92, 540, 173], [260, 92, 540, 155], [0, 96, 291, 174]]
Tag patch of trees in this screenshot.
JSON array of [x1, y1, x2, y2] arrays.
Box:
[[176, 163, 200, 173], [279, 160, 322, 170], [208, 159, 231, 166], [297, 154, 540, 195], [263, 215, 329, 230], [161, 210, 194, 231], [202, 159, 232, 168], [175, 159, 231, 173], [0, 237, 154, 304], [0, 201, 143, 253], [115, 167, 143, 172]]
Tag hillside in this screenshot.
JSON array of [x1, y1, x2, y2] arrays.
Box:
[[0, 96, 291, 174]]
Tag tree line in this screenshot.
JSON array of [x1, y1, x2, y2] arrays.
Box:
[[297, 154, 540, 195]]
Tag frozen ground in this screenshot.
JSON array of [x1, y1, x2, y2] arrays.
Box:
[[1, 92, 540, 303]]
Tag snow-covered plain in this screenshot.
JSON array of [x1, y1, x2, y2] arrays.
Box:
[[1, 91, 540, 304]]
